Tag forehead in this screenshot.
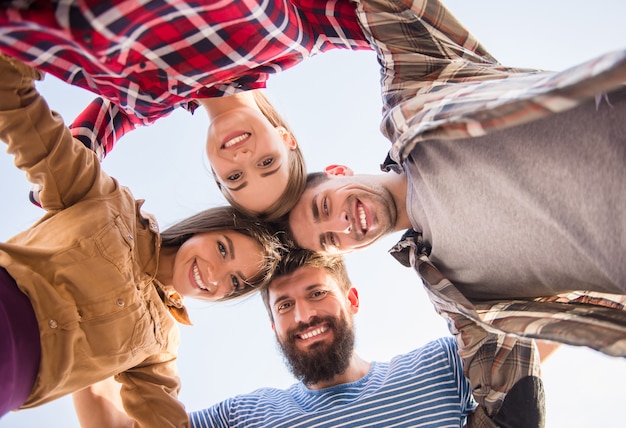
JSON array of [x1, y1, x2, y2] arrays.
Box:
[[268, 266, 338, 302]]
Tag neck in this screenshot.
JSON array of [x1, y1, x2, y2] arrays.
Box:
[[306, 353, 371, 390], [197, 91, 257, 119], [383, 171, 411, 231]]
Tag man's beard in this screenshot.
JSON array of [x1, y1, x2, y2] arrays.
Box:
[[277, 314, 355, 386]]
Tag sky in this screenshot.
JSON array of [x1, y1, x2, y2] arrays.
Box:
[[1, 1, 625, 427]]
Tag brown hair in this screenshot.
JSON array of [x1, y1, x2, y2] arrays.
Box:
[[215, 90, 307, 222], [260, 248, 350, 322], [161, 206, 284, 301], [272, 171, 329, 246]]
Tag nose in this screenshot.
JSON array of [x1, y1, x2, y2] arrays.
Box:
[[327, 211, 351, 234], [205, 266, 219, 287], [233, 147, 252, 160], [293, 301, 317, 324]]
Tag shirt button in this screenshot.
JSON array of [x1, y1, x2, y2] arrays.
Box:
[[127, 234, 133, 240], [83, 35, 92, 43], [116, 299, 125, 307], [139, 62, 146, 69], [49, 320, 58, 329]]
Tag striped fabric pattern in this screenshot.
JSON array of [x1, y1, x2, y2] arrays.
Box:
[[190, 337, 475, 428]]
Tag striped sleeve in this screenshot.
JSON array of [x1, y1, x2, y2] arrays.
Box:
[[189, 397, 234, 428], [436, 337, 477, 418]]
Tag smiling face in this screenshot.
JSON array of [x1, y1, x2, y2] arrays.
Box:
[[268, 265, 358, 384], [288, 173, 398, 254], [206, 106, 297, 214], [171, 230, 264, 301]]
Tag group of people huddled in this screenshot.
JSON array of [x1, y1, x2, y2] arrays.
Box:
[[1, 0, 625, 427]]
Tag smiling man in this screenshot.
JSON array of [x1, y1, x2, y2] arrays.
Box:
[[283, 0, 626, 426], [190, 249, 501, 427]]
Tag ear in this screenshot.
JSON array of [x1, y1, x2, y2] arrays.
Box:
[[276, 126, 297, 150], [347, 287, 360, 314], [324, 164, 354, 177]]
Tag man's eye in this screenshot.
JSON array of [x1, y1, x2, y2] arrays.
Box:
[[258, 157, 274, 168], [323, 197, 329, 216], [217, 241, 227, 257], [277, 302, 292, 312], [329, 233, 338, 247], [311, 290, 328, 300], [227, 171, 243, 181]]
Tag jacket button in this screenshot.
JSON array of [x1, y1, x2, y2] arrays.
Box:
[[48, 320, 58, 329], [116, 299, 125, 307]]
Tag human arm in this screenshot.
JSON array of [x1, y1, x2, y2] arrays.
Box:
[[450, 315, 544, 428], [188, 398, 234, 428], [389, 231, 544, 427], [416, 258, 544, 427], [69, 97, 138, 161], [73, 378, 133, 428], [116, 355, 189, 428], [0, 53, 116, 209]]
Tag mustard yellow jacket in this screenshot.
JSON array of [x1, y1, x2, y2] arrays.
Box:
[[0, 55, 190, 427]]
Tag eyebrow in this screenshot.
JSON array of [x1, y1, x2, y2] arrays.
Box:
[[228, 181, 248, 192], [225, 234, 249, 284], [318, 234, 327, 252], [312, 194, 320, 223], [227, 164, 282, 192]]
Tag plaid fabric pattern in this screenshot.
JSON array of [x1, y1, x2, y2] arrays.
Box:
[[352, 0, 626, 169], [391, 230, 626, 426], [353, 0, 626, 423], [0, 0, 370, 156]]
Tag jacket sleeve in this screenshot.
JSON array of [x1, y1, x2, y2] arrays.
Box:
[[69, 96, 138, 161], [449, 314, 545, 428], [0, 53, 117, 210], [415, 256, 545, 427], [116, 355, 189, 428], [389, 231, 545, 427]]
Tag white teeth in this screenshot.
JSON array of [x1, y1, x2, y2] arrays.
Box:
[[358, 204, 367, 231], [299, 326, 328, 340], [192, 262, 208, 290], [223, 132, 251, 148]]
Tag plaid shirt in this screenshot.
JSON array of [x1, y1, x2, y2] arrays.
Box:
[[0, 0, 370, 156], [354, 0, 626, 426]]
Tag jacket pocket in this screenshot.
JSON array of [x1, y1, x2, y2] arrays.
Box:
[[94, 215, 135, 275]]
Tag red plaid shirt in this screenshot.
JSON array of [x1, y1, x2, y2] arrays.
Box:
[[0, 0, 370, 155]]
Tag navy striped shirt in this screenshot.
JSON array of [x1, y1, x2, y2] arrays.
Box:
[[190, 337, 475, 428]]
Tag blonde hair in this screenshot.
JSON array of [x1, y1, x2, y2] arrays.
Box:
[[215, 91, 307, 222]]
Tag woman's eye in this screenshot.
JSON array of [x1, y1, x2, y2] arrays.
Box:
[[227, 171, 243, 181], [231, 275, 242, 291], [258, 157, 274, 168], [217, 241, 227, 257], [323, 197, 329, 216]]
